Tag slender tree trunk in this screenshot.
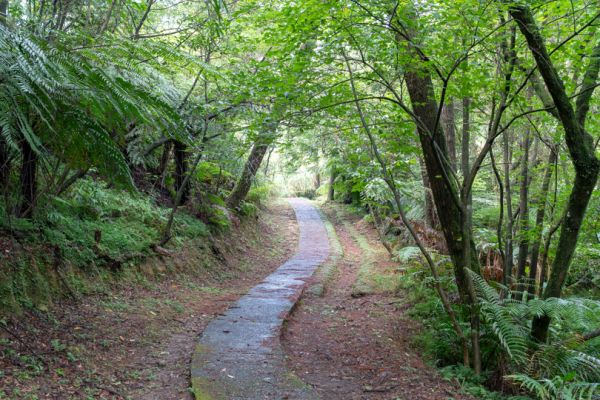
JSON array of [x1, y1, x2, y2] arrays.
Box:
[[461, 97, 472, 237], [263, 146, 274, 178], [516, 127, 531, 286], [502, 131, 514, 286], [327, 165, 336, 201], [97, 0, 116, 35], [226, 140, 270, 209], [528, 147, 556, 292], [442, 99, 457, 171], [19, 140, 37, 218], [461, 98, 470, 176], [539, 217, 561, 296], [419, 156, 439, 229], [343, 51, 471, 368], [173, 140, 189, 204], [490, 148, 506, 280], [399, 21, 480, 301], [510, 5, 600, 342]]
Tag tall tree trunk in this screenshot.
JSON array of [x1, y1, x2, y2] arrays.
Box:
[[173, 140, 188, 204], [516, 127, 531, 286], [461, 97, 470, 176], [226, 140, 270, 209], [19, 140, 37, 218], [528, 147, 556, 292], [442, 99, 457, 171], [539, 217, 561, 296], [327, 165, 336, 201], [461, 97, 472, 239], [502, 131, 514, 285], [403, 59, 481, 314], [419, 156, 439, 229], [510, 5, 600, 342], [343, 50, 471, 367]]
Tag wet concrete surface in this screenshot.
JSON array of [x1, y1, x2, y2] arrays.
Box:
[[190, 198, 330, 399]]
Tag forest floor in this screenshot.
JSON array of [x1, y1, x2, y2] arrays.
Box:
[[282, 203, 474, 400], [1, 200, 472, 400], [0, 200, 299, 400]]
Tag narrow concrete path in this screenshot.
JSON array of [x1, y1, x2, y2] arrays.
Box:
[[191, 198, 330, 400]]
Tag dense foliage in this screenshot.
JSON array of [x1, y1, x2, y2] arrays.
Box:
[[1, 0, 599, 398]]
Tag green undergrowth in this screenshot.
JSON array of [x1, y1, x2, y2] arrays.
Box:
[[441, 365, 531, 400], [0, 178, 265, 316], [397, 262, 534, 400], [330, 203, 402, 296]]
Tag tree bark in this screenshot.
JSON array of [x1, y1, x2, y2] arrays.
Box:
[[461, 97, 470, 177], [516, 127, 531, 286], [442, 99, 457, 171], [19, 140, 37, 218], [419, 156, 439, 229], [502, 131, 514, 285], [528, 147, 556, 292], [510, 5, 600, 342], [226, 140, 270, 209], [173, 140, 189, 204], [461, 96, 473, 237], [327, 164, 336, 201]]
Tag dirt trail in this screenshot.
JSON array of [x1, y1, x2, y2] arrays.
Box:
[[2, 200, 473, 400], [0, 201, 299, 399], [282, 204, 474, 400]]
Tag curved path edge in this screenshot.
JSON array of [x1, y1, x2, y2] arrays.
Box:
[[190, 198, 330, 400]]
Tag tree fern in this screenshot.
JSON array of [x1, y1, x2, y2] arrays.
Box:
[[0, 24, 197, 191]]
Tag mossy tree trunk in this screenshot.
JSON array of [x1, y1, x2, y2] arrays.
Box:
[[226, 139, 270, 209], [509, 4, 600, 342], [502, 130, 514, 285], [327, 165, 336, 201], [516, 127, 531, 286], [528, 147, 556, 293], [173, 140, 189, 205], [419, 156, 440, 230]]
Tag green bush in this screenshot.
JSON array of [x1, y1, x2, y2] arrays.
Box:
[[246, 184, 274, 205]]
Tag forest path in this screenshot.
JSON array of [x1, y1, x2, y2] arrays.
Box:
[[190, 198, 330, 399], [282, 203, 475, 400]]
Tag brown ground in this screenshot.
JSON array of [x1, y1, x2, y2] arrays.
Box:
[[2, 200, 475, 400], [0, 200, 298, 400], [282, 204, 474, 400]]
